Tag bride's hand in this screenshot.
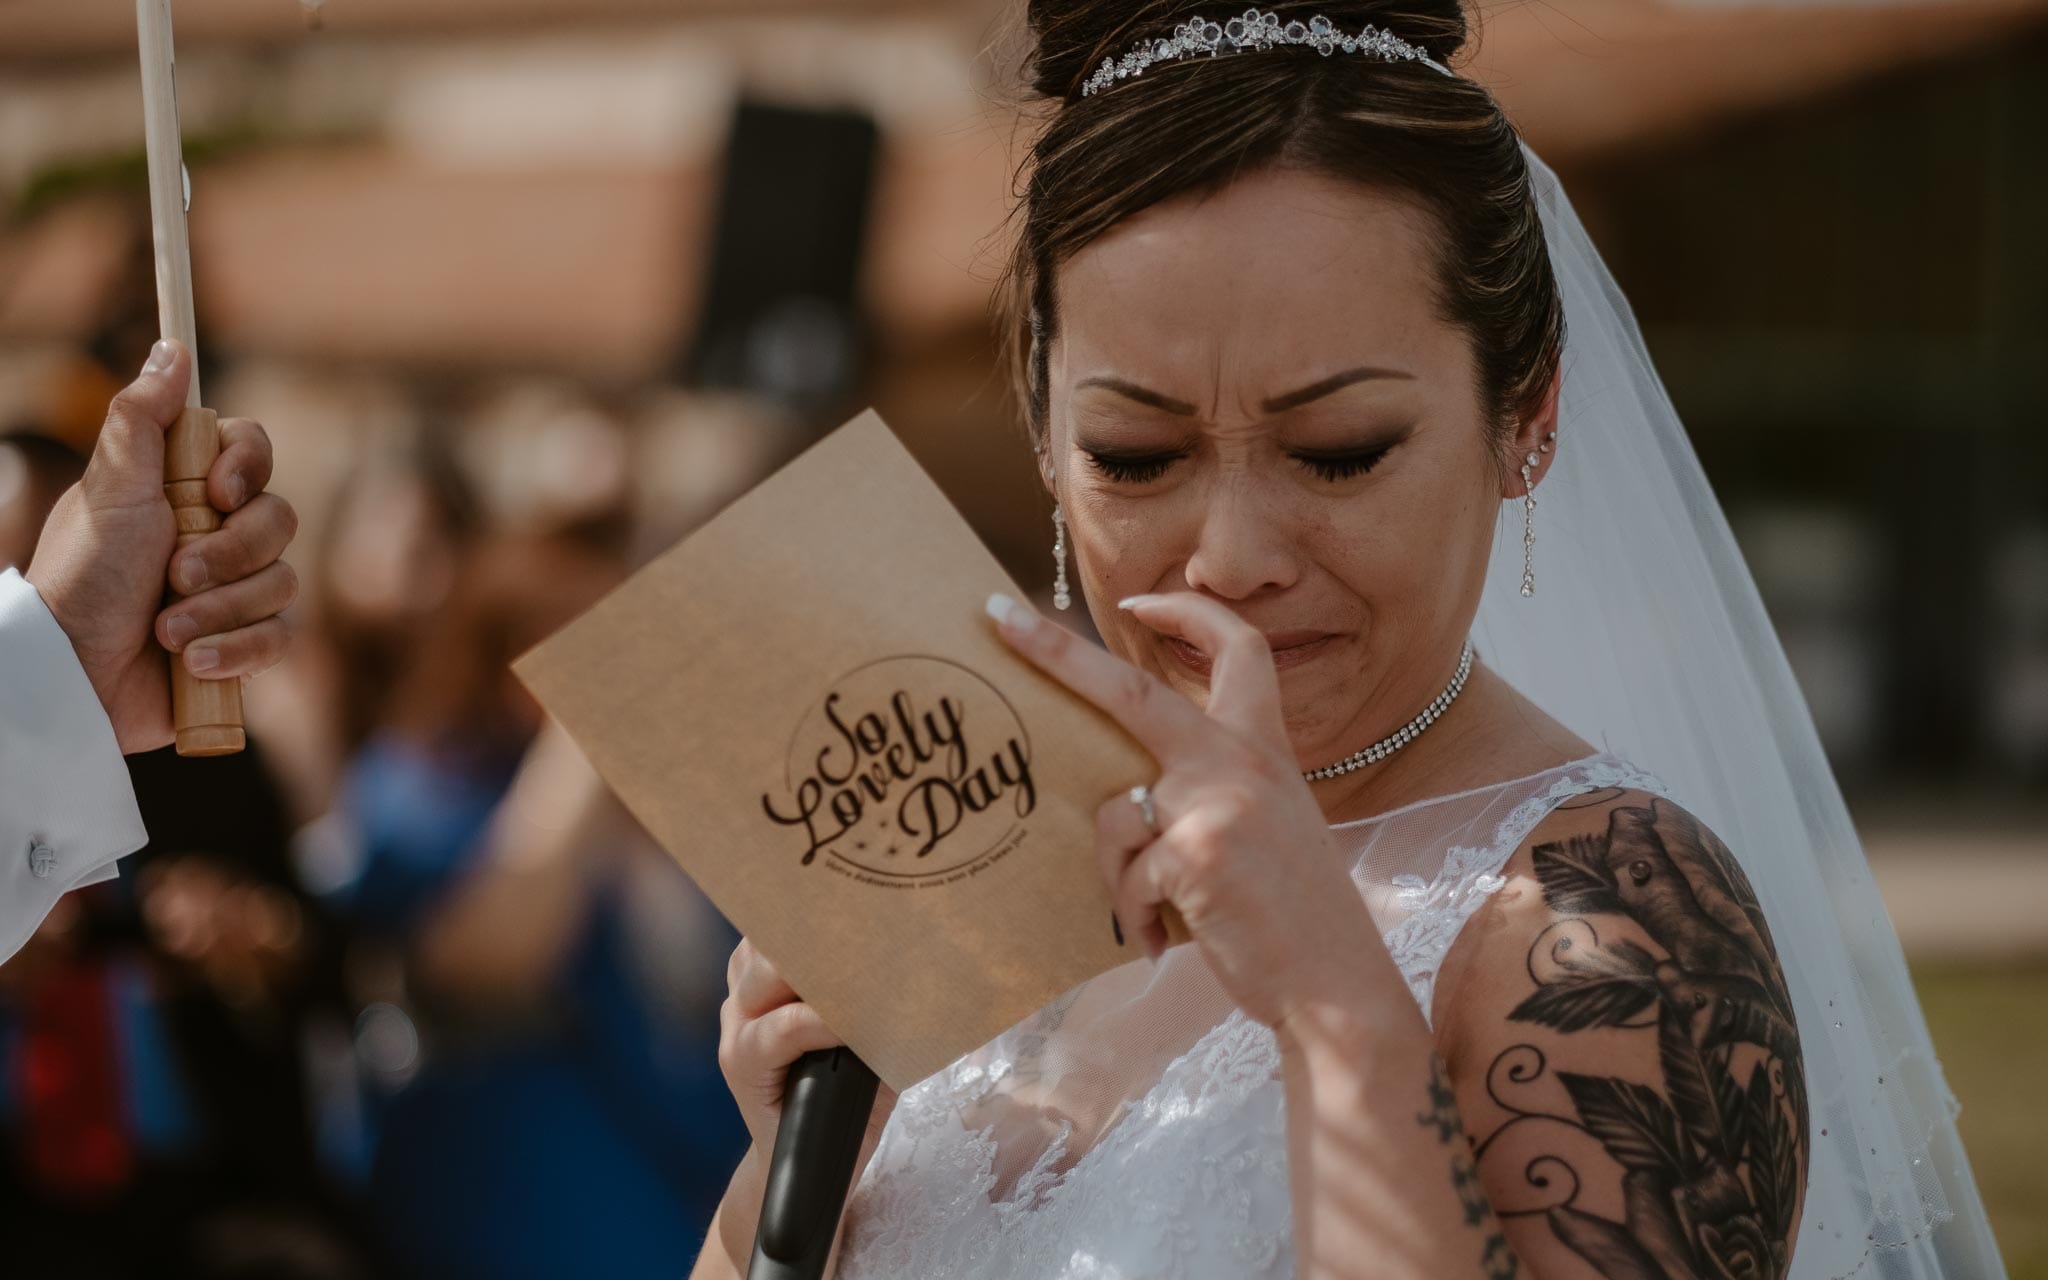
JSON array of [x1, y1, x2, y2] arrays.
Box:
[[717, 936, 901, 1167], [985, 591, 1383, 1036]]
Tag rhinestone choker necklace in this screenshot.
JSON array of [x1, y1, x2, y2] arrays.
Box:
[[1303, 640, 1474, 781]]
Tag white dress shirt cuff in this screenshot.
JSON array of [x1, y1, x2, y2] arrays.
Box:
[[0, 567, 148, 961]]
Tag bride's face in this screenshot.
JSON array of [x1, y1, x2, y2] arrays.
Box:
[[1043, 164, 1529, 760]]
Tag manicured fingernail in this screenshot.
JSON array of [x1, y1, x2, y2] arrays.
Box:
[[224, 475, 246, 509], [985, 592, 1036, 634], [176, 555, 209, 594], [164, 615, 198, 649], [1117, 595, 1157, 611], [186, 646, 219, 674], [144, 340, 176, 374]]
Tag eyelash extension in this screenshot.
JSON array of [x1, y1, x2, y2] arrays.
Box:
[[1083, 450, 1186, 484], [1291, 447, 1392, 482], [1082, 445, 1393, 485]]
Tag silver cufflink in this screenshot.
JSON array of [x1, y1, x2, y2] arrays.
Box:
[[28, 840, 56, 880]]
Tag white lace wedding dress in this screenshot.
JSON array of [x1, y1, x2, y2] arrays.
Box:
[[835, 749, 1671, 1279]]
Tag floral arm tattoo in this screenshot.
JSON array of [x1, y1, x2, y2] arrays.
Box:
[[1475, 795, 1808, 1280], [1422, 1054, 1521, 1279]]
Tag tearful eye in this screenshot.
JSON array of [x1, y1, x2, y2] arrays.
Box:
[[1083, 449, 1185, 484], [1290, 446, 1392, 482]]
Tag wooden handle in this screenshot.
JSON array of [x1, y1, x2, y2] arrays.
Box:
[[138, 2, 242, 756], [165, 404, 244, 757]]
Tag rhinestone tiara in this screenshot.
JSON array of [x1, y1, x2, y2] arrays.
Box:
[[1079, 8, 1452, 98]]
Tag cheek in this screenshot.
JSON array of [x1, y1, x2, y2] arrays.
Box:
[[1058, 489, 1186, 671], [1297, 495, 1421, 616], [1316, 447, 1499, 604], [1064, 484, 1173, 590]]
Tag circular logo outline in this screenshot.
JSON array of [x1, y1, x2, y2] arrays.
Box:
[[778, 652, 1034, 883]]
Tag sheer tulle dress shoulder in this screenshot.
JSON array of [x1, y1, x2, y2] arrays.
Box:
[[835, 749, 1671, 1280]]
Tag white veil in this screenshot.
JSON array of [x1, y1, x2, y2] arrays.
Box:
[[1472, 145, 2005, 1278]]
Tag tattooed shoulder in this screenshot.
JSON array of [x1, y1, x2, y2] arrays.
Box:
[[1437, 789, 1808, 1280]]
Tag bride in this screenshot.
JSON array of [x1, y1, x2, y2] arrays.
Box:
[[691, 2, 2002, 1277]]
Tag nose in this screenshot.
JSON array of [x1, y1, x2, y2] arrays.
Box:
[[1180, 479, 1300, 601]]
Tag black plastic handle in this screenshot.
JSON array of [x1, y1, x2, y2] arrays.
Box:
[[747, 1046, 882, 1280]]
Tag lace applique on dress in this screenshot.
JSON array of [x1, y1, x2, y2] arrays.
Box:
[[836, 752, 1670, 1280], [840, 1004, 1290, 1278]]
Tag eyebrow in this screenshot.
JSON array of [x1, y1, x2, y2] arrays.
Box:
[[1073, 376, 1197, 416], [1073, 366, 1413, 417]]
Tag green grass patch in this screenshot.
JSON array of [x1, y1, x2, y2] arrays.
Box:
[[1914, 962, 2048, 1279]]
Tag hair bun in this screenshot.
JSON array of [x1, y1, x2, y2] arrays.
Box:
[[1025, 0, 1470, 99]]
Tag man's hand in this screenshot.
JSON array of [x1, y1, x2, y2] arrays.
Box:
[[25, 340, 298, 754]]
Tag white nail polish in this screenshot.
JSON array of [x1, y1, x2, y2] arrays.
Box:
[[1117, 595, 1152, 611], [985, 592, 1035, 633]]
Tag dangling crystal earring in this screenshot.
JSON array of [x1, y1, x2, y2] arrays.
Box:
[[1052, 503, 1072, 610], [1519, 431, 1555, 597]]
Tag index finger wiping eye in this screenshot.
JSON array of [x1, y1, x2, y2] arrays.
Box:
[[986, 592, 1200, 762]]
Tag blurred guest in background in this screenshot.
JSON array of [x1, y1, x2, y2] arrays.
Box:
[[298, 515, 748, 1277], [249, 438, 484, 826], [0, 429, 87, 572]]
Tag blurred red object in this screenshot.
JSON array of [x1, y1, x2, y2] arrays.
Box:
[[18, 954, 133, 1200]]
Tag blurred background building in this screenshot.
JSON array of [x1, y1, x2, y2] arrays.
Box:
[[0, 0, 2043, 1275]]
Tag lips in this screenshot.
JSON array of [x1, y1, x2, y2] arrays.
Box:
[[1162, 631, 1341, 678]]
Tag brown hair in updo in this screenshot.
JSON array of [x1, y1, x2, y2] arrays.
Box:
[[1006, 0, 1561, 481]]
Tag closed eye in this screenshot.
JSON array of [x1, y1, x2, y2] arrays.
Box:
[[1290, 445, 1393, 482], [1082, 442, 1396, 485], [1083, 448, 1188, 485]]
